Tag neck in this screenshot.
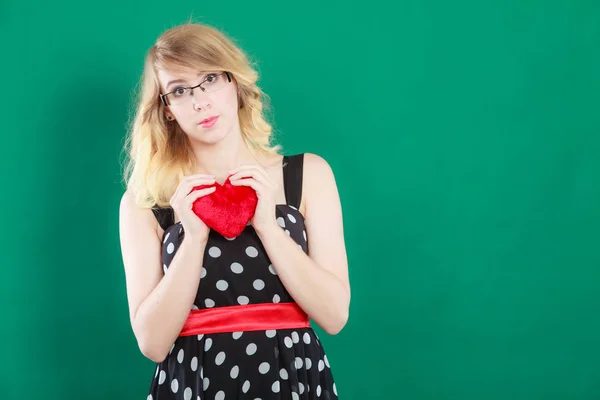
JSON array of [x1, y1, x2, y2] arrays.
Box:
[[190, 131, 261, 183]]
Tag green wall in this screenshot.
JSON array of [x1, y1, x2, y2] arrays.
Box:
[[2, 0, 599, 399]]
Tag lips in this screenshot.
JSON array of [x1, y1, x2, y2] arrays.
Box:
[[199, 116, 219, 125]]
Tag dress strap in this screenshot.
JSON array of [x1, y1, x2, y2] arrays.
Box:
[[151, 206, 175, 231], [282, 153, 305, 209]]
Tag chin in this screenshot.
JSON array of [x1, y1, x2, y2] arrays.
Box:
[[191, 127, 229, 145]]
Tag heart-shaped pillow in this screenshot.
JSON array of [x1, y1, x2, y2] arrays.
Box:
[[191, 177, 258, 238]]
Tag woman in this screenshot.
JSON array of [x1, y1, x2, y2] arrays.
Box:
[[119, 22, 350, 400]]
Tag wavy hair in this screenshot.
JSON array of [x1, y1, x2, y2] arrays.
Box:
[[121, 22, 281, 208]]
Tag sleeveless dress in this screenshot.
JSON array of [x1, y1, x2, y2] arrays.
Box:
[[146, 154, 339, 400]]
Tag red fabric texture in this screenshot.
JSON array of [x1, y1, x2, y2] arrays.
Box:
[[191, 177, 258, 238], [179, 302, 310, 336]]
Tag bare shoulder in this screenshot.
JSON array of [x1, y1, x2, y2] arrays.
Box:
[[303, 152, 338, 194], [119, 189, 161, 238], [301, 153, 340, 215], [303, 152, 335, 177]]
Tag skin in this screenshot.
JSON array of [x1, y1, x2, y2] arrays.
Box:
[[119, 67, 350, 363]]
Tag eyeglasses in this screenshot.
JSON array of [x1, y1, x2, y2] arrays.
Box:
[[160, 71, 232, 106]]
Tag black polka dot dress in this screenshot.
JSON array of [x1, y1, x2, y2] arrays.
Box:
[[147, 154, 339, 400]]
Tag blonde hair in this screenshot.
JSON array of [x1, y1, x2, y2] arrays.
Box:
[[121, 22, 281, 208]]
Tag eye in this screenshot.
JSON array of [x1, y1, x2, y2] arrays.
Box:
[[205, 74, 218, 83], [173, 87, 187, 96]]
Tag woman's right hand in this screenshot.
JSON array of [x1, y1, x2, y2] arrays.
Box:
[[169, 174, 217, 242]]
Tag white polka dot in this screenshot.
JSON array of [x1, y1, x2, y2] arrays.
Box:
[[277, 217, 285, 227], [177, 348, 184, 363], [167, 242, 175, 254], [318, 360, 325, 371], [191, 357, 198, 371], [163, 232, 170, 243], [295, 357, 303, 369], [299, 383, 305, 394], [215, 351, 226, 365], [284, 337, 293, 348], [197, 334, 204, 341], [147, 395, 153, 400], [163, 264, 168, 274], [334, 383, 338, 395], [201, 268, 207, 278], [171, 378, 179, 393], [291, 331, 299, 343], [237, 296, 249, 305], [184, 387, 192, 400], [225, 235, 236, 241], [259, 362, 270, 374], [230, 262, 244, 274], [169, 344, 174, 354], [266, 330, 276, 338], [205, 298, 215, 308], [203, 377, 209, 390], [208, 246, 221, 258], [242, 380, 250, 393], [154, 365, 159, 378], [324, 354, 330, 367], [305, 358, 312, 369], [273, 294, 280, 303], [191, 304, 199, 310], [215, 390, 225, 400], [216, 280, 228, 291], [289, 205, 297, 210], [298, 244, 303, 250], [232, 332, 243, 340], [292, 392, 299, 400], [279, 368, 288, 380], [230, 365, 239, 379], [303, 230, 307, 241], [253, 279, 265, 290], [287, 214, 296, 223], [268, 264, 277, 275], [272, 381, 280, 393], [246, 343, 257, 355], [285, 229, 290, 236], [200, 367, 203, 379], [158, 370, 166, 384], [204, 338, 213, 351], [303, 332, 311, 344], [245, 246, 259, 257], [317, 385, 322, 396]]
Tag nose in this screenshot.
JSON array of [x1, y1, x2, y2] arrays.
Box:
[[191, 89, 211, 110]]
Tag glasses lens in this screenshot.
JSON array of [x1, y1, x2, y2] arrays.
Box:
[[166, 73, 229, 106]]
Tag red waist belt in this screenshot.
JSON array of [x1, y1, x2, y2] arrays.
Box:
[[179, 302, 310, 336]]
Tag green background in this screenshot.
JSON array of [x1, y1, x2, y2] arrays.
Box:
[[2, 0, 599, 399]]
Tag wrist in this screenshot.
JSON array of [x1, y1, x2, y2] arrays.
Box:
[[255, 220, 282, 239]]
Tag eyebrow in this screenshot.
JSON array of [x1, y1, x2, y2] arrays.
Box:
[[165, 72, 210, 91]]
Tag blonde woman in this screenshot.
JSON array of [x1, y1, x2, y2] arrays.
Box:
[[119, 22, 350, 400]]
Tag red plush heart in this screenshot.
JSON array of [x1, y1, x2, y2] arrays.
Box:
[[191, 177, 258, 238]]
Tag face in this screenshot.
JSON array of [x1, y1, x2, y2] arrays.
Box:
[[157, 67, 240, 144]]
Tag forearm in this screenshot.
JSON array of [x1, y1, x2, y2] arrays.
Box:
[[257, 225, 349, 334], [133, 236, 207, 361]]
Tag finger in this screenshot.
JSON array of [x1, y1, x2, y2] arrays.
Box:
[[229, 167, 272, 187], [230, 177, 263, 194], [185, 186, 216, 208], [229, 164, 269, 180], [182, 177, 217, 195], [171, 177, 216, 205]]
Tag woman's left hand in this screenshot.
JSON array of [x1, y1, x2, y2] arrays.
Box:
[[228, 164, 279, 235]]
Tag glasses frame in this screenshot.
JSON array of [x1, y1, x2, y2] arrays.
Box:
[[160, 71, 232, 106]]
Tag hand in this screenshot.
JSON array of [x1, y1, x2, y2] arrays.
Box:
[[169, 174, 216, 242], [228, 164, 279, 235]]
